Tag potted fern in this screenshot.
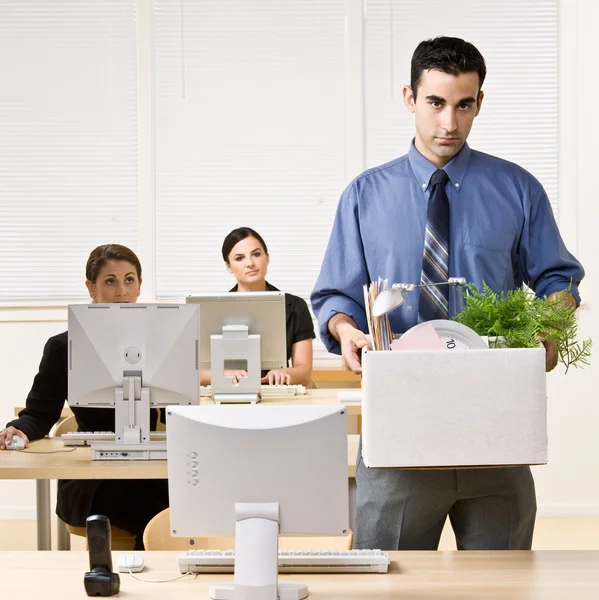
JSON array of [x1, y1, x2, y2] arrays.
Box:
[[453, 283, 592, 373]]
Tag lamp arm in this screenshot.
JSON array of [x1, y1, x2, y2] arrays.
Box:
[[414, 277, 467, 289], [392, 277, 466, 293]]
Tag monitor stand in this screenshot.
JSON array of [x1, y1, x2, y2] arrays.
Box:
[[209, 502, 308, 600], [211, 325, 262, 404], [90, 373, 166, 460]]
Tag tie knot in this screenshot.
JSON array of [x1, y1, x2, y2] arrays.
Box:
[[430, 169, 449, 187]]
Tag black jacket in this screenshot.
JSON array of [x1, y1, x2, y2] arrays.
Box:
[[7, 331, 161, 525]]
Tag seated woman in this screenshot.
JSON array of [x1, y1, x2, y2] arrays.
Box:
[[201, 227, 315, 387], [0, 244, 168, 550]]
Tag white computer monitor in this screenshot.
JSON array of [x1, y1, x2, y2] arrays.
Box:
[[166, 404, 349, 600], [68, 303, 200, 459], [186, 292, 287, 403]]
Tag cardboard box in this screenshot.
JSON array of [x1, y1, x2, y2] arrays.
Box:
[[361, 347, 547, 468]]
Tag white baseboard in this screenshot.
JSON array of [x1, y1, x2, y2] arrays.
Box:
[[536, 504, 599, 518], [0, 506, 46, 521], [2, 504, 599, 521]]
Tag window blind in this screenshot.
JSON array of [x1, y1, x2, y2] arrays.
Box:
[[365, 0, 559, 214], [153, 0, 349, 301], [0, 0, 139, 302]]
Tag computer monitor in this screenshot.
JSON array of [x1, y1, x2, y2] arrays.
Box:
[[166, 404, 349, 600], [68, 303, 200, 460], [186, 292, 287, 403]]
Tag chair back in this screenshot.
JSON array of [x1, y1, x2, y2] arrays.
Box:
[[156, 408, 167, 431], [54, 414, 137, 550], [53, 414, 78, 437], [143, 508, 353, 551]]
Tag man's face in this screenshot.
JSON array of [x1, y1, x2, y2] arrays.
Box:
[[403, 69, 483, 167]]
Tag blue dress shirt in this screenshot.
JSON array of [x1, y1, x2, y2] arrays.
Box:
[[311, 141, 585, 353]]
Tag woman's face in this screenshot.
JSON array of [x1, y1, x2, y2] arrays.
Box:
[[85, 260, 142, 303], [226, 236, 269, 287]]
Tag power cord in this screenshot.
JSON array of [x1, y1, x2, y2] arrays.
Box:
[[124, 569, 197, 583], [19, 447, 77, 454]]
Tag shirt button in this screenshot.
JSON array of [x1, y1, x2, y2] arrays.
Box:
[[455, 183, 460, 188], [422, 183, 426, 188]]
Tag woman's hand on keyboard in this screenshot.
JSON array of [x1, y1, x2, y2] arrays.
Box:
[[0, 426, 29, 450], [261, 369, 291, 386], [224, 369, 248, 384]]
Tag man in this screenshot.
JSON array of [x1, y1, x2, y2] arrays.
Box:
[[311, 37, 584, 551]]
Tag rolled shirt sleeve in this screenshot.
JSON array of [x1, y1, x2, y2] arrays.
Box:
[[518, 186, 584, 305], [311, 183, 370, 353]]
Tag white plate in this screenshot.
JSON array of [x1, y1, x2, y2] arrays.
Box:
[[401, 319, 489, 350]]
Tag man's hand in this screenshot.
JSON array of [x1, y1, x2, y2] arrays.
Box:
[[339, 327, 368, 373], [542, 339, 558, 372], [328, 313, 367, 374], [540, 291, 577, 373]]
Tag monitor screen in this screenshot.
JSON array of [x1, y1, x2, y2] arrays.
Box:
[[68, 303, 199, 408], [186, 292, 286, 371]]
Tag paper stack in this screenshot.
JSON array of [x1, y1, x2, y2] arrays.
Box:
[[363, 278, 393, 351]]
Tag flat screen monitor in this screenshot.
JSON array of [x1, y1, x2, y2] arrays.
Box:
[[186, 292, 286, 371], [167, 404, 349, 599], [186, 292, 287, 403], [68, 303, 199, 459]]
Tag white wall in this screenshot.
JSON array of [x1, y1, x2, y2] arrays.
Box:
[[1, 0, 598, 521], [0, 310, 66, 519], [529, 0, 599, 517]]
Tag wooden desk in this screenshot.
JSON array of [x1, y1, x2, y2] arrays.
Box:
[[7, 390, 360, 550], [0, 436, 359, 480], [0, 435, 359, 551], [4, 550, 599, 599], [312, 368, 361, 388], [242, 389, 361, 417], [13, 388, 362, 419]]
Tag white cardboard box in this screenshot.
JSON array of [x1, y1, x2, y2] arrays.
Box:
[[361, 347, 547, 468]]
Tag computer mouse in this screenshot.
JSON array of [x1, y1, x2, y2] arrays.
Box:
[[117, 553, 144, 573], [6, 436, 25, 451]]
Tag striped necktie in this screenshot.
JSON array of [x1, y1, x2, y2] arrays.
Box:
[[418, 168, 450, 322]]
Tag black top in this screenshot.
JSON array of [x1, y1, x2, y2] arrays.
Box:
[[6, 331, 161, 525], [229, 282, 315, 364], [7, 331, 161, 438]]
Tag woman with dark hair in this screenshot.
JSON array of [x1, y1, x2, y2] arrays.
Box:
[[213, 227, 315, 386], [0, 244, 168, 549]]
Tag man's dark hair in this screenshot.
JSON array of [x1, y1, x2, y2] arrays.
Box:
[[410, 36, 486, 100]]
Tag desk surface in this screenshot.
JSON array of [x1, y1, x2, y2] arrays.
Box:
[[13, 388, 362, 417], [254, 388, 361, 415], [0, 435, 359, 480], [4, 550, 599, 599]]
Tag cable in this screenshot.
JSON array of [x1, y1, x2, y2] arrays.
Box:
[[19, 447, 77, 454], [124, 569, 196, 583]]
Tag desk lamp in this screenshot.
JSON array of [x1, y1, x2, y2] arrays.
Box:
[[372, 277, 467, 317]]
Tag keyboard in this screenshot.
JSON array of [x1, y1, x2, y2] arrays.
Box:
[[200, 384, 306, 398], [61, 430, 166, 446], [177, 549, 390, 574]]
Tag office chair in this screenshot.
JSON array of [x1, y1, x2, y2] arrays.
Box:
[[143, 507, 353, 551], [53, 414, 137, 550]]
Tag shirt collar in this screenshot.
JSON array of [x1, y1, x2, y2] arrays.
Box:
[[228, 281, 279, 292], [408, 139, 471, 193]]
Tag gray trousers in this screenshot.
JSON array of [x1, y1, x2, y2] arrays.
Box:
[[354, 441, 537, 550]]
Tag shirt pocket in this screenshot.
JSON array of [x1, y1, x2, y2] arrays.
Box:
[[463, 228, 515, 252], [461, 227, 516, 290]]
